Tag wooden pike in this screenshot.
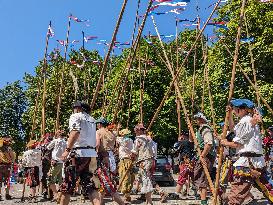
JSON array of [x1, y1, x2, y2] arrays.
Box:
[[147, 0, 221, 130], [55, 16, 71, 131], [151, 15, 215, 195], [213, 0, 247, 204], [90, 0, 129, 111], [41, 21, 52, 138]]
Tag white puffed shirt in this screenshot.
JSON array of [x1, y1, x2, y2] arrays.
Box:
[[47, 138, 67, 163], [22, 149, 42, 167], [232, 115, 265, 168]]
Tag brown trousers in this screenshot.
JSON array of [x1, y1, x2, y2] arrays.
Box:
[[228, 181, 252, 205]]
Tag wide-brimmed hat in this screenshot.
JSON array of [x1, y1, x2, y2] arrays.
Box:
[[193, 112, 208, 122], [230, 99, 255, 109], [119, 128, 131, 136], [134, 123, 146, 131], [26, 140, 37, 148]]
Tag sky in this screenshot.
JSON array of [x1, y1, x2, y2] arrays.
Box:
[[0, 0, 224, 88]]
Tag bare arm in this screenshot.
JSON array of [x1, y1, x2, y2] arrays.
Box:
[[96, 133, 101, 152], [201, 144, 212, 158], [220, 139, 242, 149]]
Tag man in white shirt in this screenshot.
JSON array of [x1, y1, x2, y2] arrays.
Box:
[[22, 140, 42, 203], [116, 128, 134, 202], [220, 99, 269, 204], [131, 123, 154, 205], [47, 130, 66, 201], [59, 101, 100, 205]]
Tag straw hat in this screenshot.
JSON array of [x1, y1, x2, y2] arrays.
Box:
[[147, 131, 155, 138], [119, 128, 131, 137], [26, 140, 37, 148]]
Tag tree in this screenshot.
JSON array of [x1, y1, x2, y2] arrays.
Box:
[[0, 81, 27, 155]]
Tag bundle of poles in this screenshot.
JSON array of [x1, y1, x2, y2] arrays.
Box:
[[28, 0, 273, 204]]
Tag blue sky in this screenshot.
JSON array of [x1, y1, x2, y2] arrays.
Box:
[[0, 0, 223, 88]]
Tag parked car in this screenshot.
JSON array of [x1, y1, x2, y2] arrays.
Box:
[[153, 155, 175, 186]]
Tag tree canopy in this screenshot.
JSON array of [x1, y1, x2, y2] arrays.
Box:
[[0, 0, 272, 155]]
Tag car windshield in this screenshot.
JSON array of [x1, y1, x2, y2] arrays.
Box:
[[157, 157, 167, 164]]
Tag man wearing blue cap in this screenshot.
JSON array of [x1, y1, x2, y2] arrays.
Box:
[[220, 98, 272, 204]]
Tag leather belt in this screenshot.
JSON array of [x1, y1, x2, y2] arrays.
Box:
[[239, 152, 262, 157], [73, 146, 96, 150]]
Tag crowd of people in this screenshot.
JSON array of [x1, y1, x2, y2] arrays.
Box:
[[0, 98, 273, 205]]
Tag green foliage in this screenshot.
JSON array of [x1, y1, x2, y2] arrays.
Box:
[[0, 81, 27, 155], [1, 0, 273, 155]]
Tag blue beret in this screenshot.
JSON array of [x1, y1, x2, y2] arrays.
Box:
[[230, 99, 255, 109]]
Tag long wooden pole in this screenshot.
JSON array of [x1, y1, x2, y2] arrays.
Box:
[[55, 16, 71, 131], [151, 15, 215, 195], [176, 20, 181, 137], [126, 75, 134, 128], [90, 0, 129, 111], [213, 0, 247, 204], [205, 64, 217, 133], [147, 0, 221, 130], [30, 79, 42, 140], [223, 43, 273, 116], [103, 0, 142, 116], [41, 21, 51, 137], [191, 20, 198, 115], [244, 14, 260, 107], [112, 0, 153, 122], [139, 53, 143, 123]]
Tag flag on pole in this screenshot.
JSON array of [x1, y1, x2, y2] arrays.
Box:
[[56, 40, 66, 46], [47, 24, 54, 38], [176, 18, 190, 22], [240, 37, 254, 43], [153, 0, 172, 2], [69, 14, 90, 26], [71, 40, 80, 44], [84, 36, 98, 42]]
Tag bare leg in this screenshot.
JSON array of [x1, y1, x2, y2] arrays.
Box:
[[89, 190, 101, 205], [200, 187, 207, 203], [112, 192, 124, 205], [30, 187, 36, 197], [145, 191, 153, 205], [60, 193, 71, 205], [49, 184, 58, 199], [175, 184, 182, 193]]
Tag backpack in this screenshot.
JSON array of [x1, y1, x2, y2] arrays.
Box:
[[195, 124, 216, 158]]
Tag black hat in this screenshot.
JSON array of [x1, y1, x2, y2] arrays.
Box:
[[181, 130, 189, 136], [72, 101, 82, 109], [81, 102, 91, 113]]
